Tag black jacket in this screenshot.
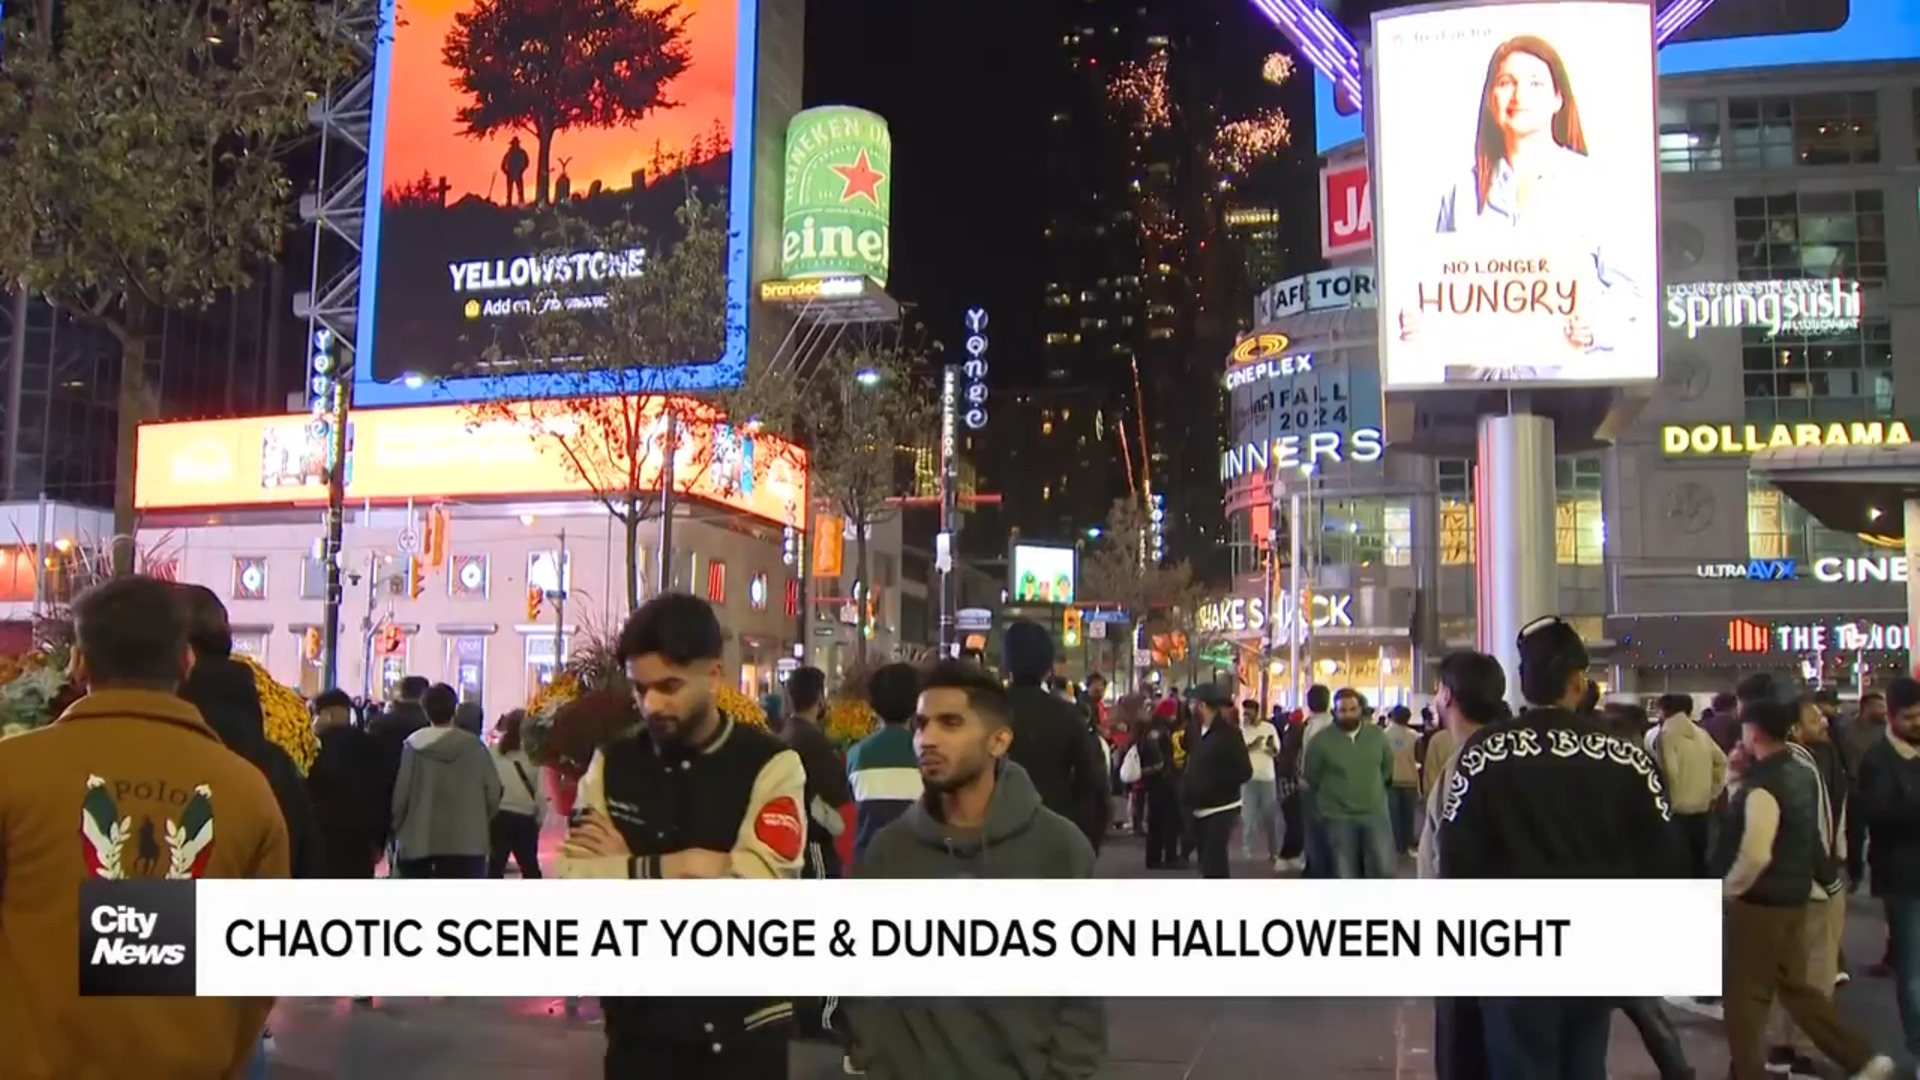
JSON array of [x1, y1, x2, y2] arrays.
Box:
[[1003, 684, 1109, 849], [1438, 707, 1687, 879], [1712, 747, 1824, 906], [178, 656, 325, 879], [367, 700, 429, 805], [782, 716, 852, 856], [1180, 719, 1253, 814], [306, 723, 393, 876], [1855, 735, 1920, 897]]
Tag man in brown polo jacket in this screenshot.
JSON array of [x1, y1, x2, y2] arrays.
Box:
[[0, 575, 290, 1079]]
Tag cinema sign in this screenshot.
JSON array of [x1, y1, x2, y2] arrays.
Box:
[[1662, 421, 1913, 456]]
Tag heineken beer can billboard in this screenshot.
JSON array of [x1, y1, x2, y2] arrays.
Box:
[[781, 106, 892, 286]]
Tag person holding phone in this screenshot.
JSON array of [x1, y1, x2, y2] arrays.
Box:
[[558, 593, 807, 1080]]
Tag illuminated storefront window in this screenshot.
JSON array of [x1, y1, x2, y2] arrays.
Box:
[[1436, 454, 1603, 566], [1746, 475, 1873, 563]]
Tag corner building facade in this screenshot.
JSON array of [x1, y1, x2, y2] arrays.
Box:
[[1607, 60, 1920, 693], [1224, 60, 1920, 702]]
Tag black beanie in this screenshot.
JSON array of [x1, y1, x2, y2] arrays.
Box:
[[1003, 620, 1055, 682]]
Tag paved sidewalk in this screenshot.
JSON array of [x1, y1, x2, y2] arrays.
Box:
[[262, 837, 1907, 1078]]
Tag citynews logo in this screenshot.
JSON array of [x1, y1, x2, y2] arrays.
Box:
[[79, 879, 196, 996]]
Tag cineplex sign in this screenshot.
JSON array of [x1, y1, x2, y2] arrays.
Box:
[[1194, 593, 1355, 636], [1662, 421, 1912, 455]]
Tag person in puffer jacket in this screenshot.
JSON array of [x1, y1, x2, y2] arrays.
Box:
[[1651, 693, 1729, 876]]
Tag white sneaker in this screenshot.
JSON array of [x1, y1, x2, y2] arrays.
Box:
[[843, 1055, 866, 1075], [1847, 1053, 1894, 1079], [1662, 995, 1724, 1021]]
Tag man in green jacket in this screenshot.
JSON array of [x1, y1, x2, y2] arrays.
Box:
[[1303, 688, 1396, 879], [847, 659, 1105, 1080]]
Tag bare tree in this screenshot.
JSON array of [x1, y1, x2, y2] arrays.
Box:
[[771, 327, 935, 648], [463, 190, 777, 612], [1081, 496, 1198, 684]]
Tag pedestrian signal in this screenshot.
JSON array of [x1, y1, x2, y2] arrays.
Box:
[[527, 586, 544, 621], [406, 555, 426, 600]]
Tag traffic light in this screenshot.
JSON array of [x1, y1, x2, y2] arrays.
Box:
[[302, 627, 322, 662], [406, 555, 425, 600], [426, 504, 450, 569], [526, 585, 544, 621], [1062, 607, 1082, 647]]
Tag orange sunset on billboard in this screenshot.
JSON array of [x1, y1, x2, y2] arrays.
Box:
[[133, 399, 807, 526], [366, 0, 738, 384]]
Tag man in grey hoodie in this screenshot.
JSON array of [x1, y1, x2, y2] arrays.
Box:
[[847, 659, 1106, 1080], [391, 682, 502, 878]]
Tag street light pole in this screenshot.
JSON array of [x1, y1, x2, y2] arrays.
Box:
[[319, 351, 354, 691], [936, 364, 960, 656]]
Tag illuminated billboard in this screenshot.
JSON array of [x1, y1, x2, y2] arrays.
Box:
[[134, 399, 807, 525], [1665, 280, 1862, 339], [1010, 544, 1077, 605], [1311, 0, 1920, 153], [1371, 1, 1659, 390], [357, 0, 754, 405], [781, 106, 891, 286]]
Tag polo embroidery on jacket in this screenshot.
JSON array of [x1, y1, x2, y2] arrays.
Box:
[[81, 775, 217, 880]]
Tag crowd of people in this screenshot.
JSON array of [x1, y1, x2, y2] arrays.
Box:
[[7, 575, 1920, 1079]]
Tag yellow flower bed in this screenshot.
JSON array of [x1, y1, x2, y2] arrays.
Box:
[[825, 698, 878, 747], [716, 684, 769, 730], [236, 655, 319, 775]]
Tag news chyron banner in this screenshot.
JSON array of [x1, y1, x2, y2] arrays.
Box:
[[81, 879, 1723, 999], [1370, 0, 1660, 390]]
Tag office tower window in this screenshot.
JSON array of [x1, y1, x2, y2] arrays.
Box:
[[1729, 93, 1879, 169], [1733, 190, 1886, 284], [1742, 317, 1893, 423], [1659, 98, 1722, 172]]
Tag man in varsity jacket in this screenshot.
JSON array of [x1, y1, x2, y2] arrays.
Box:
[[559, 593, 807, 1080]]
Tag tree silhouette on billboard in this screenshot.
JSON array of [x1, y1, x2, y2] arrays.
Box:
[[443, 0, 692, 207]]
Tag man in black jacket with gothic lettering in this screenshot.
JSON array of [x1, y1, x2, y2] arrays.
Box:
[[557, 593, 806, 1080], [1439, 617, 1685, 1079]]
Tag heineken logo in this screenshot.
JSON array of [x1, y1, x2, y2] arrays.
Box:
[[781, 106, 893, 287]]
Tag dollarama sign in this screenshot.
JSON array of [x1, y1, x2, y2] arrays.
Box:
[[781, 106, 892, 286]]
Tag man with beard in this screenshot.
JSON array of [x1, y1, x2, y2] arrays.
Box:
[[1304, 687, 1396, 879], [1440, 617, 1686, 1077], [846, 660, 1105, 1079], [1854, 676, 1920, 1060], [557, 593, 806, 1079]]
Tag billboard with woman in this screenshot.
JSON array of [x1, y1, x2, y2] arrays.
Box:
[[1371, 1, 1659, 389]]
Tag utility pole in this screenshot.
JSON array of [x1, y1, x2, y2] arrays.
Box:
[[318, 341, 354, 691], [554, 527, 569, 664], [936, 365, 960, 656], [655, 412, 677, 593]]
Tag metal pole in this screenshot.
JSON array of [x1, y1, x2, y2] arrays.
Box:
[[555, 527, 568, 664], [1288, 490, 1303, 711], [360, 551, 377, 699], [655, 411, 677, 593], [320, 372, 354, 690]]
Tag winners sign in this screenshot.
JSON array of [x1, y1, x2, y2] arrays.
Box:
[[782, 107, 892, 286]]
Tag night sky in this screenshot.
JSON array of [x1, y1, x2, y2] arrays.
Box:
[[802, 0, 1067, 366]]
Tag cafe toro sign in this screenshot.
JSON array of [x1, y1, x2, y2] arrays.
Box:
[[1194, 592, 1355, 637], [1662, 421, 1913, 456]]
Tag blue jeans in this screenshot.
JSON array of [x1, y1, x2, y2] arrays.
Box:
[[243, 1033, 268, 1080], [1480, 997, 1612, 1080], [1886, 895, 1920, 1056], [1389, 785, 1420, 854], [1240, 779, 1279, 859], [1302, 799, 1333, 878], [1325, 811, 1397, 879]]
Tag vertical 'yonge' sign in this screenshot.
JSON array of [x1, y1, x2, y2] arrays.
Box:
[[963, 308, 989, 430], [781, 106, 892, 286]]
